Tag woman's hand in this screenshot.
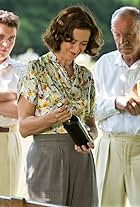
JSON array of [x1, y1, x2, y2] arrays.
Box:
[[85, 116, 98, 140], [88, 126, 98, 140], [18, 96, 71, 137], [52, 103, 72, 124], [51, 97, 71, 124], [74, 142, 94, 154]]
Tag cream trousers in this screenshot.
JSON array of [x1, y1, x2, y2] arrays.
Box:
[[95, 132, 140, 207], [0, 126, 22, 196]]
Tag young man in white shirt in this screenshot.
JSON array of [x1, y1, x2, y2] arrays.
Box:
[[0, 10, 23, 196], [92, 6, 140, 207]]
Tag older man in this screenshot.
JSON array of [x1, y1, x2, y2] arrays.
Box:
[[0, 10, 23, 196], [92, 6, 140, 207]]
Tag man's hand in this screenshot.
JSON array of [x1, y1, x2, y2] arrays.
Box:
[[115, 96, 140, 115], [0, 100, 18, 118], [0, 91, 18, 118]]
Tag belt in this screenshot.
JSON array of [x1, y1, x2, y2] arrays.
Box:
[[0, 127, 9, 132]]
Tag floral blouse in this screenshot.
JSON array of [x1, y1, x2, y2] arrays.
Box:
[[18, 51, 95, 134]]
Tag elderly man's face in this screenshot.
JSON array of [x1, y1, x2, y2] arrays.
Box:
[[111, 15, 140, 59]]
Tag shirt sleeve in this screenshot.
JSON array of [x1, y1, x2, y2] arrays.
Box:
[[92, 59, 120, 122], [18, 60, 39, 105]]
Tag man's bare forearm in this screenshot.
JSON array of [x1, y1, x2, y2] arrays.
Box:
[[0, 101, 18, 118], [0, 91, 17, 102]]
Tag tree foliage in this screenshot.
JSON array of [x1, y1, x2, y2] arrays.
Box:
[[0, 0, 139, 57]]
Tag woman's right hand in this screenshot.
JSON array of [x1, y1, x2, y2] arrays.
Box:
[[18, 96, 72, 137], [51, 103, 72, 124]]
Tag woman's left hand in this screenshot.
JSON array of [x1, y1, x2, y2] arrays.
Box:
[[74, 142, 94, 154], [85, 117, 98, 140]]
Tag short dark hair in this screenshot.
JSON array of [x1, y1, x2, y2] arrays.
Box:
[[0, 10, 20, 29], [42, 5, 103, 57]]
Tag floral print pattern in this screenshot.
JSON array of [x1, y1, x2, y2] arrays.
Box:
[[18, 51, 95, 134]]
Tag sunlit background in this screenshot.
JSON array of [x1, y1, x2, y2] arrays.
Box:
[[0, 0, 139, 58], [0, 1, 139, 205]]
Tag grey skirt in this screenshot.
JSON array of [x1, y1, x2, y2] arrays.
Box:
[[26, 133, 98, 207]]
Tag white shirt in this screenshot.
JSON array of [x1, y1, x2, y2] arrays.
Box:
[[92, 50, 140, 135], [0, 56, 23, 127]]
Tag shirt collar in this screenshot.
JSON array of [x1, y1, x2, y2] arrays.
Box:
[[6, 56, 14, 65], [0, 56, 16, 71], [47, 51, 77, 69], [47, 51, 56, 62], [114, 50, 128, 67], [0, 57, 9, 71], [0, 56, 21, 72], [114, 50, 140, 70], [130, 59, 140, 70]]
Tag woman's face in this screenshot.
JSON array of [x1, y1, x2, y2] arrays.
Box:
[[59, 28, 91, 61]]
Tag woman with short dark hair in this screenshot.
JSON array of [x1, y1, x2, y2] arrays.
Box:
[[18, 5, 103, 207], [43, 5, 102, 56]]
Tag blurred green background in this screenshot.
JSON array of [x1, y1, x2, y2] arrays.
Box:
[[0, 0, 139, 58], [0, 1, 139, 199]]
